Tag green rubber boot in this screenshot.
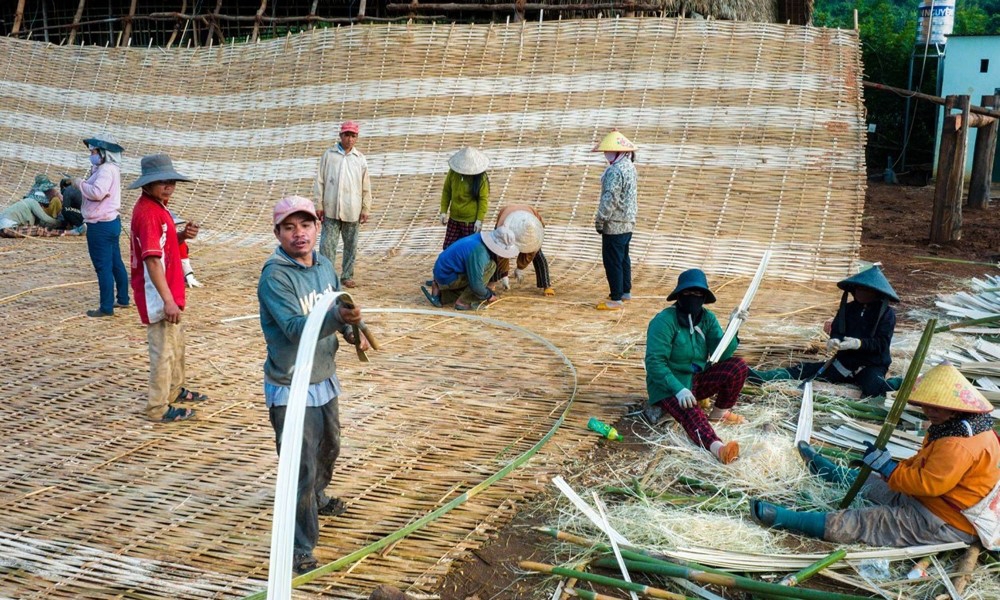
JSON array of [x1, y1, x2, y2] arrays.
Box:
[[750, 499, 827, 539], [747, 367, 793, 385], [797, 441, 857, 486], [886, 376, 903, 391]]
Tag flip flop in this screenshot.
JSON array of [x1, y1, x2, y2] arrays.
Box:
[[420, 286, 442, 307], [160, 406, 195, 423], [176, 387, 209, 403], [710, 409, 747, 425]]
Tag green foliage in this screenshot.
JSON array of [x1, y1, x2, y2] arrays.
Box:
[[815, 0, 1000, 168]]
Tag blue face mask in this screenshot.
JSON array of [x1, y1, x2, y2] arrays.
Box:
[[89, 154, 102, 166]]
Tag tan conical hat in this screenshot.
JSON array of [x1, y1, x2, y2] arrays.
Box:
[[448, 147, 490, 175], [907, 363, 993, 413], [592, 129, 637, 152]]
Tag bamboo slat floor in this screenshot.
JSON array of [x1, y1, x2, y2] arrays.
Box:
[[0, 234, 840, 598], [0, 17, 865, 598]]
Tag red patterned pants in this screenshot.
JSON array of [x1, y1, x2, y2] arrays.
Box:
[[655, 357, 749, 449]]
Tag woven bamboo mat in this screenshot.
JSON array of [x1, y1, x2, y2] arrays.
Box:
[[0, 18, 862, 598], [0, 233, 838, 599], [1, 18, 865, 283]]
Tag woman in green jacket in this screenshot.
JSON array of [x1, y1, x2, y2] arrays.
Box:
[[643, 269, 750, 464], [440, 147, 490, 249]]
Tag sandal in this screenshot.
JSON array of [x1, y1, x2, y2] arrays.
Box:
[[292, 552, 318, 575], [318, 497, 347, 517], [596, 300, 624, 310], [420, 285, 442, 308], [175, 387, 209, 403], [710, 409, 747, 425], [160, 405, 195, 422]]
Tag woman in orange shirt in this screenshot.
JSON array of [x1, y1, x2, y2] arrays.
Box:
[[751, 363, 999, 547]]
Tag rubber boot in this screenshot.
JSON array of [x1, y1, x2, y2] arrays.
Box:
[[750, 499, 827, 539], [886, 376, 903, 391], [747, 367, 792, 385], [797, 441, 856, 486]]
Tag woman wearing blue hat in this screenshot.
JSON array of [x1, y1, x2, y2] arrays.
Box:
[[76, 133, 130, 317], [749, 265, 899, 399], [644, 269, 750, 464]]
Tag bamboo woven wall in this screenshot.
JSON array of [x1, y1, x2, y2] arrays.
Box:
[[0, 17, 866, 283]]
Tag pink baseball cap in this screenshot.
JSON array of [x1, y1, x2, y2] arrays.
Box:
[[273, 195, 318, 225], [340, 120, 360, 134]]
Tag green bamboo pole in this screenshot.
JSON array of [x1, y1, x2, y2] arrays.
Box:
[[935, 314, 1000, 333], [778, 549, 847, 586], [519, 561, 694, 600], [538, 528, 736, 577], [591, 558, 871, 600], [564, 587, 623, 600], [915, 256, 999, 267], [839, 318, 937, 509]]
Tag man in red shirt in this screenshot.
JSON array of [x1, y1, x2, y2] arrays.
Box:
[[128, 154, 207, 423]]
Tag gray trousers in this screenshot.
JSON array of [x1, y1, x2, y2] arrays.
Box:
[[825, 474, 975, 546], [319, 218, 359, 281], [268, 399, 341, 555]]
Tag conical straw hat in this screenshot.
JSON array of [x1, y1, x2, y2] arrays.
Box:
[[907, 363, 993, 414], [503, 210, 544, 253], [592, 130, 637, 152], [448, 147, 490, 175]]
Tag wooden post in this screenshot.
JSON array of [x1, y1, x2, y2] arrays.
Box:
[[252, 0, 268, 42], [969, 95, 999, 209], [11, 0, 26, 35], [68, 0, 88, 45], [931, 96, 970, 243], [121, 0, 138, 46], [211, 0, 225, 45], [166, 0, 188, 48], [308, 0, 320, 28]]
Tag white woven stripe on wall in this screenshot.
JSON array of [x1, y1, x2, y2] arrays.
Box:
[[0, 18, 867, 283]]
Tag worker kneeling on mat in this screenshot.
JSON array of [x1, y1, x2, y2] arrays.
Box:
[[751, 363, 1000, 548], [257, 195, 370, 575]]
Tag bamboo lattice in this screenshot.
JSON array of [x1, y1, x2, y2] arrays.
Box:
[[0, 18, 864, 599]]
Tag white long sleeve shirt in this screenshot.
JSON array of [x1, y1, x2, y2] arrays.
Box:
[[313, 144, 372, 222]]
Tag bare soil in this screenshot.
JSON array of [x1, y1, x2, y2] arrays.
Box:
[[431, 182, 1000, 600]]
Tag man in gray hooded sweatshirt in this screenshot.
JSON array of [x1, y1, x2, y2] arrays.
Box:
[[257, 195, 369, 575]]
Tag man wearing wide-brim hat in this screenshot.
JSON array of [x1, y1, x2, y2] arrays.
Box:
[[422, 226, 519, 310], [127, 153, 208, 423], [752, 363, 1000, 548], [749, 265, 901, 399], [313, 120, 372, 289]]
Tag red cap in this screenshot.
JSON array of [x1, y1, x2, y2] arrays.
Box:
[[340, 120, 360, 134], [273, 195, 318, 225]]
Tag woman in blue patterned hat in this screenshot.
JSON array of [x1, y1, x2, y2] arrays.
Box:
[[750, 265, 899, 399]]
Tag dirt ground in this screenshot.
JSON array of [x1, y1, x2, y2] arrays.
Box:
[[431, 181, 1000, 600]]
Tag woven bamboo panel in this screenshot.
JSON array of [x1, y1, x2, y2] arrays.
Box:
[[0, 17, 861, 599], [0, 231, 840, 598], [0, 18, 865, 283]]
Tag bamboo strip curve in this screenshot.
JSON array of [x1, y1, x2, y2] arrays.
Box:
[[243, 306, 580, 599]]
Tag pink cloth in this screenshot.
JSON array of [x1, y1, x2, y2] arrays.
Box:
[[80, 163, 122, 223]]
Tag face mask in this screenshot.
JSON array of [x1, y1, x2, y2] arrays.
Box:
[[89, 154, 102, 166], [604, 151, 619, 164], [677, 294, 705, 316]]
